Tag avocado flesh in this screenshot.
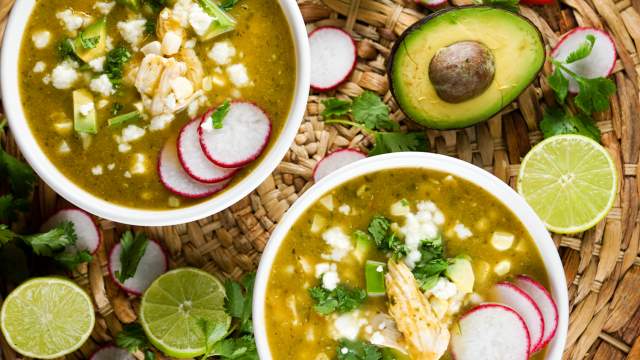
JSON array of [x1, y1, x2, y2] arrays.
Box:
[[390, 7, 544, 129], [73, 17, 107, 63]]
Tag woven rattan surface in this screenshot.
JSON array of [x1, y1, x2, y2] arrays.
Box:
[[1, 0, 639, 358]]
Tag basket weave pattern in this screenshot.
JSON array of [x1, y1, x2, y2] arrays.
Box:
[[0, 0, 639, 358]]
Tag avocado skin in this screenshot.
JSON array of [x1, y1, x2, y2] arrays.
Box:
[[387, 6, 545, 130]]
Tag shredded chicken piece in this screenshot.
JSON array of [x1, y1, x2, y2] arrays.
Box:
[[135, 54, 166, 96], [177, 48, 204, 89], [369, 313, 408, 354], [386, 261, 450, 360]]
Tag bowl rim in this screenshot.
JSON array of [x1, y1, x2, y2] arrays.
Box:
[[253, 152, 569, 360], [1, 0, 310, 226]]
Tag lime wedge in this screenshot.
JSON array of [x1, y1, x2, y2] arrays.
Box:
[[140, 268, 230, 358], [517, 134, 617, 234], [0, 277, 95, 359]]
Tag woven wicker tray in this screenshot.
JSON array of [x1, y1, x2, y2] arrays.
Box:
[[1, 0, 639, 359]]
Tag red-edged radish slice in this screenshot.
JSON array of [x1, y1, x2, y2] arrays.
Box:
[[416, 0, 448, 8], [551, 27, 616, 93], [178, 118, 238, 183], [158, 139, 230, 198], [90, 345, 135, 360], [198, 102, 271, 168], [313, 149, 367, 182], [515, 275, 559, 350], [491, 282, 545, 353], [41, 209, 101, 254], [309, 26, 357, 91], [108, 239, 168, 295], [451, 303, 530, 360]]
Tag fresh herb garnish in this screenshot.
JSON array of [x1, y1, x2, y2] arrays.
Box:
[[308, 282, 367, 315], [565, 34, 596, 64], [0, 147, 36, 198], [197, 318, 229, 359], [111, 102, 124, 116], [211, 100, 231, 129], [104, 46, 132, 87], [361, 216, 408, 259], [57, 38, 80, 61], [224, 273, 255, 334], [144, 19, 157, 35], [115, 231, 149, 283], [79, 31, 100, 49], [108, 111, 141, 127], [220, 0, 241, 10], [336, 339, 383, 360], [322, 91, 428, 155], [540, 106, 600, 141], [116, 323, 156, 360]]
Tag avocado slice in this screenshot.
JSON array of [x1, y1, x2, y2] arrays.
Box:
[[388, 6, 544, 129], [73, 89, 97, 134], [197, 0, 237, 41], [73, 17, 107, 63], [445, 256, 475, 294], [364, 260, 386, 296]]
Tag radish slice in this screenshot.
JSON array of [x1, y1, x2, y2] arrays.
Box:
[[198, 102, 271, 168], [108, 239, 168, 295], [515, 275, 559, 350], [41, 209, 101, 254], [309, 26, 357, 91], [451, 304, 530, 360], [90, 345, 135, 360], [491, 282, 545, 353], [551, 27, 616, 93], [159, 139, 230, 198], [416, 0, 448, 8], [313, 149, 367, 182], [178, 118, 238, 183]]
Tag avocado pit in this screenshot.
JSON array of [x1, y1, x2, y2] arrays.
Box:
[[428, 41, 495, 103]]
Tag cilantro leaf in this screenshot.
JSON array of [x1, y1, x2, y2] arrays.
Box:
[[54, 250, 93, 270], [365, 216, 408, 259], [115, 231, 149, 283], [565, 34, 596, 64], [197, 318, 229, 359], [105, 46, 132, 87], [220, 0, 241, 11], [57, 38, 78, 60], [336, 339, 382, 360], [322, 98, 352, 118], [116, 323, 155, 359], [352, 91, 397, 131], [0, 224, 15, 247], [369, 132, 428, 156], [224, 272, 255, 334], [0, 194, 30, 223], [0, 148, 36, 198], [111, 102, 124, 116], [540, 106, 600, 142], [211, 335, 258, 359], [479, 0, 520, 12], [211, 100, 231, 129], [145, 19, 157, 35], [547, 67, 569, 104], [574, 76, 616, 114], [308, 283, 366, 315], [79, 31, 100, 49], [367, 215, 390, 246], [22, 221, 77, 256]]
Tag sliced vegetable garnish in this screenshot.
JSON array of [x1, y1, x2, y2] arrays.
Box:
[[365, 260, 387, 296], [109, 234, 168, 295], [309, 26, 357, 91], [313, 149, 366, 182], [491, 282, 544, 353], [73, 89, 97, 134], [198, 0, 237, 41], [108, 111, 141, 127]]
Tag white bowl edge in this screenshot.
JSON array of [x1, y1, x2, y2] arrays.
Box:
[[253, 152, 569, 360], [1, 0, 310, 226]]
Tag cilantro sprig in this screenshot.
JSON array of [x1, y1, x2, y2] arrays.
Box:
[[321, 91, 428, 155], [104, 46, 132, 87], [210, 100, 231, 129], [336, 339, 383, 360], [355, 216, 408, 259], [116, 323, 156, 360], [308, 283, 367, 315], [540, 106, 600, 142], [115, 231, 149, 283]]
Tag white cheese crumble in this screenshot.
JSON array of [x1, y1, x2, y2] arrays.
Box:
[[162, 31, 183, 56], [338, 204, 351, 215], [130, 153, 147, 174], [184, 38, 197, 49], [398, 200, 441, 268], [107, 163, 116, 171], [188, 5, 213, 36], [427, 277, 458, 300], [121, 125, 146, 142], [170, 76, 194, 100], [31, 31, 51, 49], [97, 99, 109, 109], [491, 231, 515, 251], [117, 18, 147, 49], [88, 56, 106, 72], [208, 41, 236, 65], [93, 1, 116, 14], [321, 227, 353, 262], [118, 143, 132, 153], [333, 312, 367, 341], [453, 223, 473, 240], [226, 64, 250, 87], [89, 74, 115, 96], [171, 0, 194, 27], [78, 102, 94, 116], [149, 114, 175, 131], [56, 9, 89, 33], [141, 41, 162, 55], [124, 171, 132, 178], [43, 74, 51, 85], [51, 60, 79, 89], [322, 271, 340, 291], [91, 165, 103, 175], [33, 61, 46, 73], [58, 141, 70, 154], [494, 260, 511, 276]]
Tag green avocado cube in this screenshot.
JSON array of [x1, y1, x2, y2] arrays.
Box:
[[73, 89, 97, 134]]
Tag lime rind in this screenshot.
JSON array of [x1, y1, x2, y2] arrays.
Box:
[[140, 268, 230, 358], [0, 277, 95, 359], [517, 134, 618, 234]]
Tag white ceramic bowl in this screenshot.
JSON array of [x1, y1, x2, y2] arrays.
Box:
[[1, 0, 310, 226], [254, 152, 568, 359]]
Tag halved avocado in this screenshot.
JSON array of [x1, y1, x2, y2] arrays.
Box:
[[388, 6, 545, 129]]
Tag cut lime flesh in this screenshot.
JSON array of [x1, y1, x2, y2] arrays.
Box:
[[140, 268, 230, 358], [0, 277, 95, 359], [517, 135, 617, 234]]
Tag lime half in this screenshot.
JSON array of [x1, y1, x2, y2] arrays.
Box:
[[517, 134, 618, 234], [140, 268, 230, 358], [0, 277, 95, 359]]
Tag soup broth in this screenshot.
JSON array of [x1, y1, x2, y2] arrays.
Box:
[[265, 168, 549, 359]]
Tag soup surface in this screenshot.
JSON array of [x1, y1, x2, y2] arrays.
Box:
[[265, 168, 549, 359], [19, 0, 295, 209]]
